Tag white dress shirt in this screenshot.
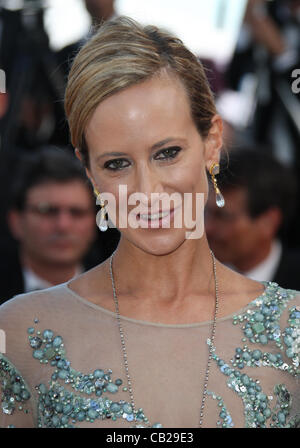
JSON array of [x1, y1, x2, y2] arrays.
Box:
[[23, 268, 52, 293]]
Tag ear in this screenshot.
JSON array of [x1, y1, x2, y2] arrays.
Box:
[[203, 114, 223, 172], [7, 209, 24, 241], [75, 148, 97, 192]]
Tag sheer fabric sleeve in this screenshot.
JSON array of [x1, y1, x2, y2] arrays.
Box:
[[277, 292, 300, 427], [0, 354, 35, 428], [0, 283, 299, 429], [0, 296, 36, 428]]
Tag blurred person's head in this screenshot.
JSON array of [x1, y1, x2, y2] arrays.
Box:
[[205, 148, 297, 272], [8, 148, 96, 273], [84, 0, 115, 25], [287, 0, 300, 17]]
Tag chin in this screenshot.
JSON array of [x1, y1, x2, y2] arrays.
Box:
[[46, 251, 80, 266], [125, 228, 188, 257]]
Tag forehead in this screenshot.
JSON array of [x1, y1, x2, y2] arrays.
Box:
[[26, 181, 92, 204], [85, 73, 194, 151]]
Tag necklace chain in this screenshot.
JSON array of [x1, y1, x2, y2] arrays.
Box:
[[109, 249, 219, 428]]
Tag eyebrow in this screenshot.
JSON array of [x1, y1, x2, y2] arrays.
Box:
[[151, 137, 178, 150], [96, 138, 180, 162], [96, 151, 128, 161]]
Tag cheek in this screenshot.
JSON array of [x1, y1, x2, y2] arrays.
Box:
[[78, 217, 97, 234], [186, 150, 208, 188], [22, 218, 50, 238], [216, 221, 243, 243], [91, 171, 120, 200], [169, 156, 208, 195], [233, 220, 256, 246]]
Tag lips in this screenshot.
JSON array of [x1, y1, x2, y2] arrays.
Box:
[[134, 207, 180, 229], [137, 209, 172, 221]]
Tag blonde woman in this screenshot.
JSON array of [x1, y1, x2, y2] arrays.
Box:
[[0, 17, 299, 429]]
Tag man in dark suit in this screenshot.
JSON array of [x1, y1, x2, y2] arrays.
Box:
[[205, 147, 300, 290], [0, 147, 101, 305]]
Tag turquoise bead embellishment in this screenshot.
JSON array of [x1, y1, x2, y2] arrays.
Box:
[[232, 282, 300, 377], [206, 391, 234, 428], [1, 283, 298, 428], [0, 355, 31, 418], [211, 346, 297, 428], [26, 322, 159, 428], [208, 282, 300, 427]]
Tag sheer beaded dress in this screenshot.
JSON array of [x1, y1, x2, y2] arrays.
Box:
[[0, 282, 299, 428]]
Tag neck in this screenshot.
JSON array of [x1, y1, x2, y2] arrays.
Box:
[[234, 240, 274, 273], [21, 252, 80, 286], [111, 234, 216, 304]]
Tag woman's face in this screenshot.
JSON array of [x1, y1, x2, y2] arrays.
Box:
[[84, 73, 222, 255]]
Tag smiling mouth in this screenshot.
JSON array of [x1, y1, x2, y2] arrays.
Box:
[[137, 209, 172, 221]]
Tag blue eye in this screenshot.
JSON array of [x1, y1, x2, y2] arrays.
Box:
[[104, 159, 130, 171], [155, 146, 181, 160]]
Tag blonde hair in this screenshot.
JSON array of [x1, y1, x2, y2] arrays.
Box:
[[65, 16, 217, 166]]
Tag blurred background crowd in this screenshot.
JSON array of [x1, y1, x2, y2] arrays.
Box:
[[0, 0, 299, 304]]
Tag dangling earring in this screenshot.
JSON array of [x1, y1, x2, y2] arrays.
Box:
[[209, 163, 225, 208], [94, 188, 108, 232]]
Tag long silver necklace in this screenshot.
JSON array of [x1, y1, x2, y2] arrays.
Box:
[[109, 249, 219, 428]]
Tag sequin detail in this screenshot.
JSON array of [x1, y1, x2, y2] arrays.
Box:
[[0, 354, 31, 421], [27, 323, 158, 428], [232, 282, 300, 377], [206, 391, 234, 428], [209, 282, 300, 428], [1, 282, 299, 428]]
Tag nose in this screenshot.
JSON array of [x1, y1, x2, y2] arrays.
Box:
[[135, 165, 164, 207], [54, 210, 74, 231]]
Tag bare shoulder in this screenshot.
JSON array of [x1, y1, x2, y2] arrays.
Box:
[[223, 265, 264, 295], [215, 261, 269, 317], [216, 260, 300, 317]]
